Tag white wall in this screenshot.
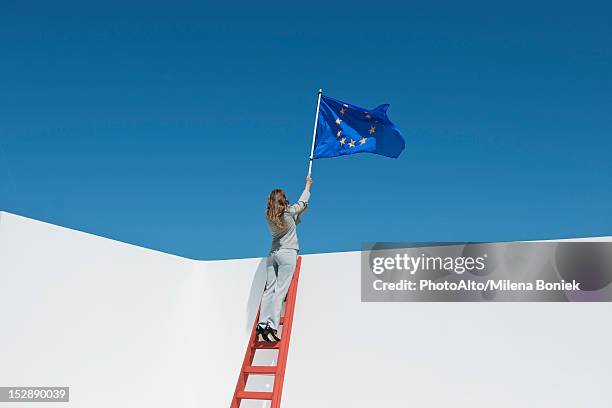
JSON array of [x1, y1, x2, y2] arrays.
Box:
[[0, 212, 259, 408], [285, 252, 612, 407], [1, 211, 611, 407]]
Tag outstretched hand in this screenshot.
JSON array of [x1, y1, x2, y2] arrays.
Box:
[[305, 176, 313, 190]]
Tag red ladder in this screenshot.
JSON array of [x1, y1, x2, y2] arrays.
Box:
[[230, 256, 302, 408]]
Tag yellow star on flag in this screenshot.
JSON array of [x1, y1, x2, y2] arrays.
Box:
[[335, 118, 342, 125], [339, 137, 346, 145], [369, 125, 376, 134], [339, 107, 346, 115], [359, 137, 367, 145], [348, 139, 356, 148], [364, 112, 372, 120], [336, 130, 342, 138]]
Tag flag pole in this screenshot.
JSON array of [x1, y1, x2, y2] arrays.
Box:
[[307, 88, 323, 177]]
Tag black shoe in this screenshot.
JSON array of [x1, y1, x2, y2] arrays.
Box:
[[265, 325, 281, 342], [256, 324, 270, 342]]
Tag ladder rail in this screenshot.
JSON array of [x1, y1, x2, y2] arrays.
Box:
[[271, 256, 301, 407], [230, 308, 261, 408]]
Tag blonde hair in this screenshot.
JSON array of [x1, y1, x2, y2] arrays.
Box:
[[266, 189, 289, 229]]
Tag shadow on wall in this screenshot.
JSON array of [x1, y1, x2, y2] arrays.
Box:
[[245, 258, 267, 332]]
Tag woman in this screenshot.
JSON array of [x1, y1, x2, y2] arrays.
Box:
[[257, 176, 313, 342]]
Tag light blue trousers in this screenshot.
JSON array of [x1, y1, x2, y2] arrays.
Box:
[[258, 248, 298, 330]]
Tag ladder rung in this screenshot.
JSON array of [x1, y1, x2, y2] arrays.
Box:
[[236, 391, 273, 400], [253, 317, 285, 327], [244, 365, 277, 374], [253, 341, 280, 349]]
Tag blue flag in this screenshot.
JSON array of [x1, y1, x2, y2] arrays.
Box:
[[312, 95, 405, 159]]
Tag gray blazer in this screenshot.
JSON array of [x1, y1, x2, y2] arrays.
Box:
[[267, 189, 311, 252]]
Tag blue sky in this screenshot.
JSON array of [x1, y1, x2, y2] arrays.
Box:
[[1, 1, 610, 259]]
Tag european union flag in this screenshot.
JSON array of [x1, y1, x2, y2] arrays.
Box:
[[312, 95, 405, 159]]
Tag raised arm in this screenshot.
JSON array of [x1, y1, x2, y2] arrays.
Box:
[[287, 177, 313, 223]]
